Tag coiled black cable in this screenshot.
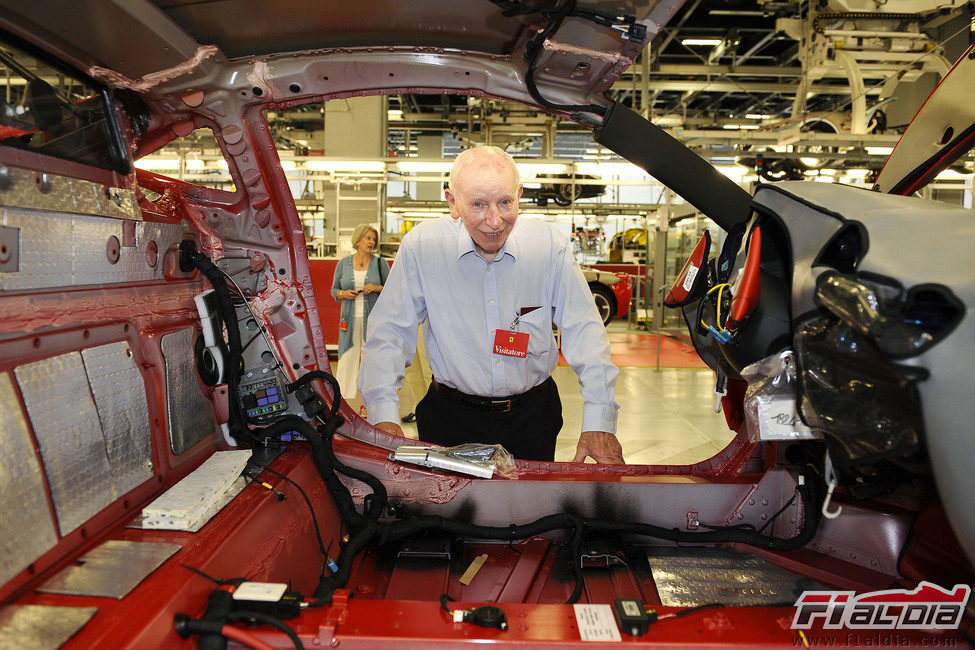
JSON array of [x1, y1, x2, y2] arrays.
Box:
[[287, 369, 342, 419], [178, 241, 251, 444]]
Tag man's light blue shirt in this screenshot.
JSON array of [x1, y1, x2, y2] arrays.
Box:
[[358, 215, 619, 433]]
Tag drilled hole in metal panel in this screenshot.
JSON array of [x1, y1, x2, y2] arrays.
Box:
[[940, 126, 954, 145]]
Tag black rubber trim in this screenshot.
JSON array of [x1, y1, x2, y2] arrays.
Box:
[[594, 102, 752, 231], [886, 122, 975, 196], [813, 221, 869, 273], [753, 182, 856, 225]]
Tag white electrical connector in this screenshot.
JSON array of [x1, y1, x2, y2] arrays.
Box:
[[193, 289, 225, 384]]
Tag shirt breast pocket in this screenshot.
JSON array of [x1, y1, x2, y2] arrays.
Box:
[[519, 308, 555, 358]]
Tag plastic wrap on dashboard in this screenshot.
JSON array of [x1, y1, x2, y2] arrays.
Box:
[[795, 315, 923, 467], [741, 350, 818, 443]]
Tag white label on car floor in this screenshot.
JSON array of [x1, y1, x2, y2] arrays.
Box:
[[573, 604, 622, 642]]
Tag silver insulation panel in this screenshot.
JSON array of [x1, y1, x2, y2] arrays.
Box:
[[0, 165, 139, 220], [0, 207, 184, 291], [0, 605, 97, 650], [648, 548, 822, 606], [37, 540, 180, 599], [162, 328, 215, 454], [0, 374, 58, 587], [81, 342, 153, 494], [15, 353, 114, 536]]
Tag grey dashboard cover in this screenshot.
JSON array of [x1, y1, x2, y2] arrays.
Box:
[[754, 181, 975, 564]]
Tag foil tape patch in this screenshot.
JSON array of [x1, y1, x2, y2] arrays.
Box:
[[0, 207, 183, 291], [0, 605, 97, 650], [648, 547, 822, 606], [0, 374, 58, 587], [162, 328, 215, 454], [82, 342, 153, 493], [37, 540, 180, 599], [15, 353, 114, 536]]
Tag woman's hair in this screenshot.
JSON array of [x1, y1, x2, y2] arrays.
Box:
[[351, 224, 379, 249]]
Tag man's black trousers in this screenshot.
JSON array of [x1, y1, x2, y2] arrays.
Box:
[[415, 377, 562, 462]]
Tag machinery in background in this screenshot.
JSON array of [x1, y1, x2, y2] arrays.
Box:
[[0, 1, 973, 648], [521, 173, 606, 206]]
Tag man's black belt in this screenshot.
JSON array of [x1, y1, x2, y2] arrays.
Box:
[[432, 378, 549, 413]]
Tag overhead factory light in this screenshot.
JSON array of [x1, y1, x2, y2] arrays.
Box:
[[722, 124, 759, 130], [279, 160, 297, 171], [401, 211, 445, 218], [681, 38, 724, 46], [745, 113, 772, 120], [395, 161, 452, 173], [515, 163, 569, 176], [306, 160, 386, 172], [134, 158, 179, 170], [935, 168, 973, 179], [184, 159, 206, 171], [865, 146, 893, 156], [576, 162, 647, 177], [716, 166, 749, 179], [799, 157, 820, 167]]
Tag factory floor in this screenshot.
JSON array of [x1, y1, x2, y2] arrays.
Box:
[[386, 320, 737, 466]]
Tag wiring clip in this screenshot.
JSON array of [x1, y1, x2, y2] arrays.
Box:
[[713, 370, 728, 413], [821, 451, 843, 520]]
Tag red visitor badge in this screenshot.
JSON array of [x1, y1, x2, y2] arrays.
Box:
[[494, 329, 528, 358]]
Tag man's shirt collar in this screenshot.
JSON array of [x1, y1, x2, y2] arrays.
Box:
[[454, 218, 520, 262]]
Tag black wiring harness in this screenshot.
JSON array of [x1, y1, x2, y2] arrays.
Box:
[[175, 245, 825, 647], [290, 372, 822, 606], [179, 241, 251, 445]]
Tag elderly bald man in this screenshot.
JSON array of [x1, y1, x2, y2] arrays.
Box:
[[359, 145, 623, 464]]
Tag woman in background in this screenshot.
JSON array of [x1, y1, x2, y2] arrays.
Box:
[[331, 224, 387, 412]]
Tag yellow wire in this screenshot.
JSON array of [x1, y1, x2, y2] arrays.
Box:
[[701, 283, 734, 333]]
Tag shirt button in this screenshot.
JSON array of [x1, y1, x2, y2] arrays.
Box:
[[487, 267, 492, 273], [489, 298, 495, 303], [495, 359, 499, 364], [496, 387, 502, 392]]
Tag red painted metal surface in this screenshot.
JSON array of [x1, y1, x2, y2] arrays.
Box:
[[591, 263, 648, 277], [207, 599, 968, 648], [5, 439, 968, 648], [11, 448, 332, 649]]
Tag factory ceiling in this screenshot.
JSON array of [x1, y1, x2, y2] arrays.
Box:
[[255, 0, 975, 172]]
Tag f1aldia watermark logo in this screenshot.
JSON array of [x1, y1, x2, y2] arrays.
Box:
[[792, 582, 971, 630]]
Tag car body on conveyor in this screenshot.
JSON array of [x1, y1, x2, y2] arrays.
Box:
[[0, 1, 972, 648], [581, 265, 630, 325]]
